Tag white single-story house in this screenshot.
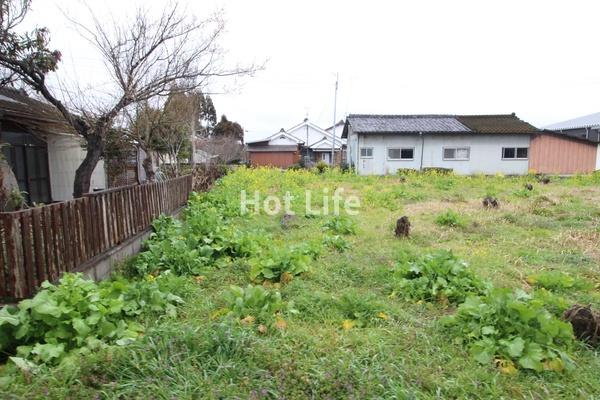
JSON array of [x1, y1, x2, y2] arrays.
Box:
[[343, 114, 541, 175], [343, 113, 600, 175], [247, 118, 346, 167], [0, 88, 106, 203]]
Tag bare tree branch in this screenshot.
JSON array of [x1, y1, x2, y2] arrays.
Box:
[[1, 0, 262, 197]]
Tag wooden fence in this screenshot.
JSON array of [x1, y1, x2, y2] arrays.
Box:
[[0, 175, 192, 300]]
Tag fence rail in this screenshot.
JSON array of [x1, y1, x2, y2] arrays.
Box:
[[0, 175, 192, 300]]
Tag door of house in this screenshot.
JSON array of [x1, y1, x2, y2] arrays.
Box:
[[359, 147, 374, 174], [321, 152, 332, 165]]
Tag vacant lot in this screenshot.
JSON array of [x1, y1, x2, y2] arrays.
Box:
[[2, 168, 600, 399]]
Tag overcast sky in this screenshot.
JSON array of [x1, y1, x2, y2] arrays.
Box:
[[25, 0, 600, 142]]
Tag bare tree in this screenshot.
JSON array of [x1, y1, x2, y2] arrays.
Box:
[[196, 136, 245, 165], [123, 101, 166, 182], [124, 89, 202, 179], [0, 0, 258, 197]]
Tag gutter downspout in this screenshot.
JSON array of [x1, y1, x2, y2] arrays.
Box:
[[356, 132, 360, 175], [419, 132, 425, 171]]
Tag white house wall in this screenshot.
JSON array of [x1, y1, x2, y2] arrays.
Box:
[[350, 133, 531, 175], [47, 134, 107, 201], [269, 136, 298, 145], [347, 125, 359, 168], [288, 125, 330, 146]]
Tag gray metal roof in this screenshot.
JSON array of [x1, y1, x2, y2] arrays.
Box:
[[346, 114, 471, 134], [544, 112, 600, 131]]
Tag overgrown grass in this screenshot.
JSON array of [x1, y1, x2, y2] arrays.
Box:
[[2, 168, 600, 399]]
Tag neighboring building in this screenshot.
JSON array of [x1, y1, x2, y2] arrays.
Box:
[[541, 113, 600, 173], [325, 119, 347, 165], [0, 88, 106, 203], [343, 114, 539, 175], [245, 129, 302, 167], [246, 118, 345, 167]]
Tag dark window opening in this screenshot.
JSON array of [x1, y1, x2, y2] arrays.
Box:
[[1, 131, 51, 204], [502, 147, 528, 160]]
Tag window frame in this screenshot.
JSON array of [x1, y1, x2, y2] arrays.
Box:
[[359, 147, 373, 159], [387, 147, 415, 161], [502, 147, 529, 160], [442, 146, 470, 161]]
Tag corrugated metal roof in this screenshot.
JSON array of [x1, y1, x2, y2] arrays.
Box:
[[544, 112, 600, 131]]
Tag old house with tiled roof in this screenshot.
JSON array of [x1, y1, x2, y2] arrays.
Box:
[[342, 113, 598, 175], [0, 87, 106, 203]]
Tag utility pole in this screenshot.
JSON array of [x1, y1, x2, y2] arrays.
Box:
[[331, 73, 338, 167], [305, 116, 309, 164]]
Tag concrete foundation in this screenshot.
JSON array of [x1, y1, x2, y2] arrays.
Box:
[[76, 229, 153, 280]]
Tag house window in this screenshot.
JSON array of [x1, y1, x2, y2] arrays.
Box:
[[360, 147, 373, 158], [443, 147, 470, 160], [387, 147, 414, 160], [502, 147, 528, 160]]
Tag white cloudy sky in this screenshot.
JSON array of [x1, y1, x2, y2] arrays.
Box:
[[24, 0, 600, 142]]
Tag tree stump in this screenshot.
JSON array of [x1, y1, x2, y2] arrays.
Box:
[[281, 213, 295, 229], [482, 196, 499, 209], [395, 216, 410, 237], [537, 175, 551, 184], [563, 304, 600, 346]]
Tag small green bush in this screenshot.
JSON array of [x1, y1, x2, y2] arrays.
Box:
[[315, 160, 329, 174], [394, 250, 487, 305], [323, 235, 350, 252], [442, 288, 575, 372], [249, 245, 312, 282], [0, 273, 182, 366], [435, 210, 465, 228], [322, 215, 357, 235], [336, 290, 389, 327], [132, 199, 266, 276], [224, 285, 296, 326], [527, 271, 591, 292]]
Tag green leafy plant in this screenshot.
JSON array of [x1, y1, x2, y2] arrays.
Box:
[[442, 288, 575, 372], [314, 160, 329, 174], [249, 245, 312, 282], [323, 235, 350, 252], [322, 215, 356, 235], [131, 199, 267, 276], [224, 285, 296, 326], [336, 290, 390, 328], [435, 210, 465, 228], [296, 241, 322, 260], [394, 250, 487, 305], [0, 273, 182, 366], [527, 271, 591, 292]]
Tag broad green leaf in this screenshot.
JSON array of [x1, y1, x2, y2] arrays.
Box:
[[31, 343, 65, 362], [72, 318, 91, 337], [9, 357, 39, 374], [0, 308, 20, 326], [503, 337, 525, 358]]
